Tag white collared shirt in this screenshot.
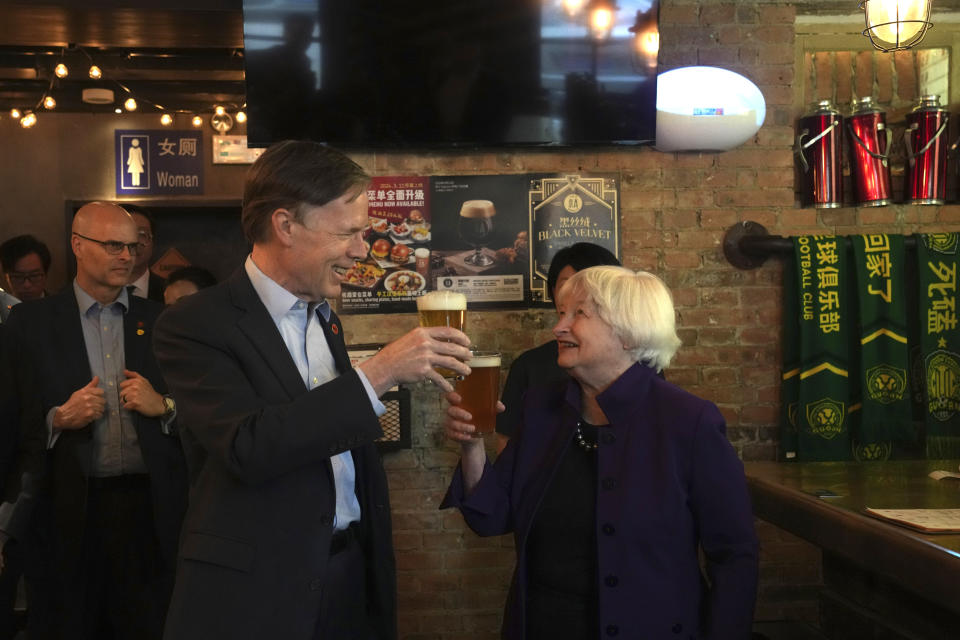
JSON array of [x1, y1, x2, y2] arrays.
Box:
[[245, 255, 384, 530]]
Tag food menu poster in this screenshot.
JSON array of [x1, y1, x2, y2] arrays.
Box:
[[339, 173, 620, 314]]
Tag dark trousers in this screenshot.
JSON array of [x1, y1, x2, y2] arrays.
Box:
[[314, 526, 375, 640], [0, 513, 59, 640], [0, 542, 22, 640], [73, 477, 167, 640]]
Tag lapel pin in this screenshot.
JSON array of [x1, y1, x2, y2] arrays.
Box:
[[331, 323, 339, 335]]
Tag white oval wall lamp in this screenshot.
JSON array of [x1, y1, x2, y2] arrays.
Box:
[[655, 66, 766, 152]]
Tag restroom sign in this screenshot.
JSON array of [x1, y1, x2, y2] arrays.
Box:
[[115, 130, 203, 195]]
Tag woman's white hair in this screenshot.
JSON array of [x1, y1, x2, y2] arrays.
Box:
[[559, 265, 682, 371]]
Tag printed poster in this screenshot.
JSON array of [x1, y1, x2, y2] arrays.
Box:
[[340, 176, 431, 314], [339, 173, 620, 314]]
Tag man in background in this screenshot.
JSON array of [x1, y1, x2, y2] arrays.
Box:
[[123, 205, 165, 302], [0, 235, 51, 302], [162, 266, 217, 305], [0, 202, 187, 640]]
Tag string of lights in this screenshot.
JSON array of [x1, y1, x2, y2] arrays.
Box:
[[5, 45, 246, 130]]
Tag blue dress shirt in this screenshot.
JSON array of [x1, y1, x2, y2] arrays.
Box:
[[245, 256, 384, 530]]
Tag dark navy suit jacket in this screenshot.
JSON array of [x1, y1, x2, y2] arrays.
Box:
[[153, 268, 396, 640], [443, 362, 759, 640], [0, 289, 188, 578]]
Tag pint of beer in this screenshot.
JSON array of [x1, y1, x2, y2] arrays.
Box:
[[455, 351, 501, 436], [417, 290, 467, 377], [417, 290, 467, 333]]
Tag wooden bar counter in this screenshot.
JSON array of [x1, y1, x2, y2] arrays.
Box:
[[744, 461, 960, 639]]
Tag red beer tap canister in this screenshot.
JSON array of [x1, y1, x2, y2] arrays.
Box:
[[847, 96, 893, 207], [904, 94, 949, 205], [796, 100, 843, 208]]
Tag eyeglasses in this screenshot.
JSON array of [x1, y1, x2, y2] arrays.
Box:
[[73, 232, 141, 256], [8, 270, 45, 285], [137, 230, 153, 247]]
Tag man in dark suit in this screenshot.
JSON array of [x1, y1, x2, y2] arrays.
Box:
[[0, 202, 188, 640], [153, 140, 472, 640], [123, 205, 165, 303]]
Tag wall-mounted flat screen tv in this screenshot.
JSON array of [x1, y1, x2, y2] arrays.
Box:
[[242, 0, 658, 149]]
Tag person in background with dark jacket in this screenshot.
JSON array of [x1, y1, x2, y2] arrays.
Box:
[[0, 234, 51, 302], [123, 205, 166, 303], [0, 202, 187, 640], [162, 266, 217, 305]]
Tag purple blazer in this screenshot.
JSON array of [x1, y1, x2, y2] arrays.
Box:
[[442, 362, 759, 640]]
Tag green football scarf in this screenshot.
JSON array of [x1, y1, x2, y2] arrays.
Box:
[[793, 235, 851, 461], [781, 258, 800, 460], [916, 233, 960, 458], [851, 234, 910, 458]]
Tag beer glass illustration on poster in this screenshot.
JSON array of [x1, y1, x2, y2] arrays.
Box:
[[340, 176, 431, 313], [429, 174, 532, 309]]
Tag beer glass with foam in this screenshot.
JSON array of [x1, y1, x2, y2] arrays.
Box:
[[417, 290, 467, 377], [458, 200, 495, 267], [455, 350, 501, 436]]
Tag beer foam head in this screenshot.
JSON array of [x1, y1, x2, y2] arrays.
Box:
[[417, 290, 467, 311], [467, 352, 500, 368], [459, 200, 496, 218]]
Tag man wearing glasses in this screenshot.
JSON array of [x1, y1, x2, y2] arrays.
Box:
[[0, 234, 51, 302], [0, 202, 188, 640], [123, 205, 166, 303]]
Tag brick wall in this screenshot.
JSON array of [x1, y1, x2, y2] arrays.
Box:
[[337, 3, 960, 637]]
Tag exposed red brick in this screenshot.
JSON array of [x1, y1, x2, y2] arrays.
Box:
[[658, 4, 700, 25], [756, 44, 795, 65], [758, 6, 796, 24], [663, 250, 703, 269], [834, 51, 853, 104], [700, 210, 740, 230], [716, 189, 795, 208], [753, 25, 794, 45], [715, 25, 742, 46], [895, 50, 917, 101], [741, 404, 779, 424], [700, 4, 737, 26], [876, 53, 893, 102]]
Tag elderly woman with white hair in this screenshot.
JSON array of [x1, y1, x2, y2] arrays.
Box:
[[442, 266, 759, 640]]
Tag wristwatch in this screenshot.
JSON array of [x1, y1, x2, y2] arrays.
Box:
[[161, 395, 176, 420]]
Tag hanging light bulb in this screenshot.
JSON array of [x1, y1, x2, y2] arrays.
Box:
[[861, 0, 932, 51], [214, 105, 226, 116], [54, 63, 69, 78], [43, 96, 56, 110], [88, 64, 102, 79], [10, 108, 21, 119], [114, 107, 122, 114], [20, 112, 37, 128], [628, 9, 659, 70], [124, 97, 138, 111], [235, 110, 247, 123], [160, 113, 173, 126], [587, 0, 617, 41], [638, 30, 659, 56], [192, 115, 203, 127], [562, 0, 586, 18]]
